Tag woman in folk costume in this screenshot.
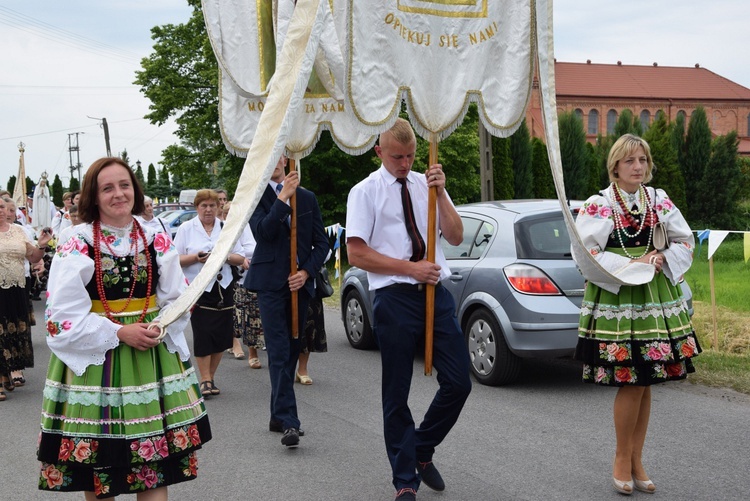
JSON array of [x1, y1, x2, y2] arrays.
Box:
[[37, 157, 211, 500], [573, 134, 699, 496]]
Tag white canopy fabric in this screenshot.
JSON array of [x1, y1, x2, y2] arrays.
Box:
[[207, 0, 375, 159], [342, 0, 535, 141]]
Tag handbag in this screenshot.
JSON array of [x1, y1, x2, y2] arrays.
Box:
[[652, 221, 669, 251], [316, 266, 334, 298]]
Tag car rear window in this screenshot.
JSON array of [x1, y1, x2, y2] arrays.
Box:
[[515, 215, 573, 259]]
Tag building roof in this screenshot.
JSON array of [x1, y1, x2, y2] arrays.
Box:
[[555, 62, 750, 101]]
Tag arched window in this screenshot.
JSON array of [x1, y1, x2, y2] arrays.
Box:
[[574, 108, 583, 121], [677, 110, 687, 122], [640, 110, 651, 129], [655, 109, 665, 121], [588, 109, 599, 134], [747, 114, 750, 135], [607, 109, 618, 134]]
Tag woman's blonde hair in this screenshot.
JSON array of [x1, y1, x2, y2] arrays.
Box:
[[607, 134, 654, 184]]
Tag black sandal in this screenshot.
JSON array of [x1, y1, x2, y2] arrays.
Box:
[[209, 380, 220, 395], [0, 390, 6, 401], [200, 381, 212, 397], [12, 376, 25, 387], [1, 379, 14, 392]]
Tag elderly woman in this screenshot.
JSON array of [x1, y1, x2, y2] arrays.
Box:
[[573, 134, 699, 495], [174, 189, 244, 397], [137, 196, 169, 234], [0, 198, 51, 400], [37, 157, 210, 499]]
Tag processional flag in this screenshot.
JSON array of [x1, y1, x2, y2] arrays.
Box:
[[204, 0, 375, 159]]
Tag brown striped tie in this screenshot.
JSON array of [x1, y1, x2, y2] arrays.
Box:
[[397, 177, 425, 262]]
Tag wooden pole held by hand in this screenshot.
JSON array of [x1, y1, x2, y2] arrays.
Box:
[[289, 158, 299, 339], [425, 139, 438, 376]]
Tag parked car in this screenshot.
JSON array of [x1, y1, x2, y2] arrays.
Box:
[[159, 209, 197, 238], [340, 200, 693, 386], [153, 203, 193, 217]]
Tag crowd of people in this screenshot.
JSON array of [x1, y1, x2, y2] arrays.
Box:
[[3, 122, 699, 500]]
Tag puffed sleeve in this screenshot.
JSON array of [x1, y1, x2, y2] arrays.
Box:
[[574, 193, 655, 294], [653, 188, 694, 285], [150, 231, 192, 361], [45, 235, 121, 376]]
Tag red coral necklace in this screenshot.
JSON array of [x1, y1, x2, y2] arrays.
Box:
[[93, 219, 153, 324]]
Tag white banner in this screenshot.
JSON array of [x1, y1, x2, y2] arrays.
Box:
[[344, 0, 535, 140], [206, 0, 375, 158]]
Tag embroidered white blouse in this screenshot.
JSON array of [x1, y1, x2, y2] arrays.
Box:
[[574, 185, 695, 294], [45, 222, 191, 376]]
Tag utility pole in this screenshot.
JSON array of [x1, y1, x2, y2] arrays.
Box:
[[88, 116, 111, 156], [68, 132, 84, 184]]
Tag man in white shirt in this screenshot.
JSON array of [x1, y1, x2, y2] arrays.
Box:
[[345, 118, 472, 500]]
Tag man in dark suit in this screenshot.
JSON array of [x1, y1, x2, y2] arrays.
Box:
[[245, 155, 328, 447]]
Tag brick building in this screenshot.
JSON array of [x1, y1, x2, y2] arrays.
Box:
[[526, 61, 750, 156]]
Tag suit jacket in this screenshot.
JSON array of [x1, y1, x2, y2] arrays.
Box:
[[245, 184, 328, 296]]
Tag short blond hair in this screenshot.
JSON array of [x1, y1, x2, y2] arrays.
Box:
[[380, 117, 416, 146]]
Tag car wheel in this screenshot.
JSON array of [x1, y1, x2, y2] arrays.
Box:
[[344, 289, 376, 350], [465, 309, 521, 386]]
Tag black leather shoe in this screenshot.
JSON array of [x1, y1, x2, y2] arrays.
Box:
[[417, 461, 445, 491], [395, 487, 417, 500], [269, 420, 305, 436], [281, 428, 300, 447]]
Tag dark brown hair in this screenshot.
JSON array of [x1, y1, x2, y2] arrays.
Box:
[[78, 157, 145, 223]]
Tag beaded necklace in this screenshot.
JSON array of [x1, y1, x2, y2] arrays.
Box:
[[610, 183, 656, 260], [93, 219, 153, 324]]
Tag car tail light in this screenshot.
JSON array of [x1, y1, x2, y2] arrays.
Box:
[[503, 264, 562, 295]]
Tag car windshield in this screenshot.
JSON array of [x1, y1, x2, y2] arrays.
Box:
[[515, 214, 573, 259]]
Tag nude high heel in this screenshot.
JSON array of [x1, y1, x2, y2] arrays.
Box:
[[612, 476, 634, 495], [633, 477, 656, 493]]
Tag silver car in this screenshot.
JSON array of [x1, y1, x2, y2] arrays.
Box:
[[341, 200, 693, 386]]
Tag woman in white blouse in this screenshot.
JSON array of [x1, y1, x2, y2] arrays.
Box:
[[573, 134, 700, 495], [37, 157, 211, 499], [174, 189, 243, 397]]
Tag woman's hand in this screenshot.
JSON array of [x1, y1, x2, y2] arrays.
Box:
[[633, 250, 663, 272], [117, 323, 161, 351], [196, 251, 210, 264]]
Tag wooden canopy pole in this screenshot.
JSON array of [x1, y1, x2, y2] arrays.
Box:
[[709, 256, 718, 350], [424, 138, 438, 375], [289, 157, 299, 339]]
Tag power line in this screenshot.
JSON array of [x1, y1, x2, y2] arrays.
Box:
[[0, 118, 149, 141], [0, 6, 142, 64]]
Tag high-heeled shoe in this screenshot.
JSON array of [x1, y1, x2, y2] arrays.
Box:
[[612, 476, 634, 495], [633, 477, 656, 493], [295, 372, 313, 385]]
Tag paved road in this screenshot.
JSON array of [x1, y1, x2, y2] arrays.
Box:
[[3, 300, 749, 500]]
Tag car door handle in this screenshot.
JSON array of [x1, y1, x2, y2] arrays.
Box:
[[449, 273, 464, 282]]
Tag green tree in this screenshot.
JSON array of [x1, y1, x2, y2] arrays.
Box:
[[670, 112, 686, 169], [643, 113, 686, 209], [558, 111, 589, 199], [531, 138, 555, 198], [134, 162, 146, 189], [594, 134, 615, 188], [69, 177, 80, 192], [6, 175, 16, 195], [510, 120, 533, 198], [492, 136, 513, 200], [52, 174, 64, 208], [134, 0, 243, 190], [682, 106, 711, 221], [146, 163, 157, 193], [700, 131, 740, 229], [614, 109, 642, 137], [585, 142, 601, 195]]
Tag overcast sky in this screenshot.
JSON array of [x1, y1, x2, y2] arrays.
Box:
[[1, 0, 748, 194]]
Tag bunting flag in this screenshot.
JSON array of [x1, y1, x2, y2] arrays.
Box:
[[342, 0, 536, 140], [745, 233, 750, 263], [707, 231, 730, 260], [206, 0, 375, 160]]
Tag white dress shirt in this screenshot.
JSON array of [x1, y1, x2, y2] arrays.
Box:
[[346, 165, 453, 290]]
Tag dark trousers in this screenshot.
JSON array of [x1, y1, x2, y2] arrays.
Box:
[[373, 284, 472, 491], [257, 287, 311, 430]]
